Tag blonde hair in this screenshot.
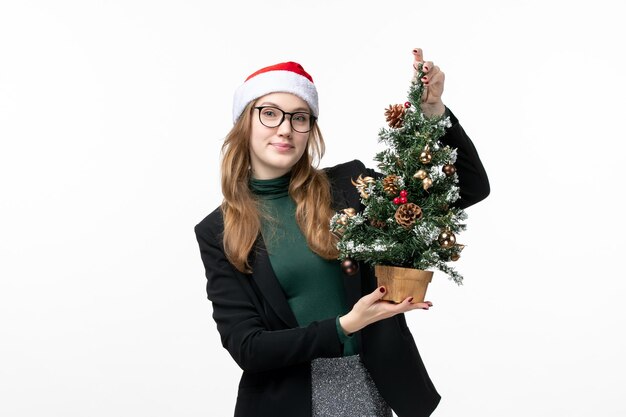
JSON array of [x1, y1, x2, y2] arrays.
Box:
[[220, 101, 339, 273]]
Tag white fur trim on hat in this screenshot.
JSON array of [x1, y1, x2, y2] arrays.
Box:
[[232, 66, 318, 123]]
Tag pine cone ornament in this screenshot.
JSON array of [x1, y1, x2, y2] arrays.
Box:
[[383, 175, 399, 195], [385, 104, 405, 128], [370, 218, 387, 229], [394, 203, 423, 229]]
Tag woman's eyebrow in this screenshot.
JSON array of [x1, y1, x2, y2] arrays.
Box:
[[256, 102, 310, 112]]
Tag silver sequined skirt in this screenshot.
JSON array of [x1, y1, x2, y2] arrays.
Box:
[[311, 354, 392, 417]]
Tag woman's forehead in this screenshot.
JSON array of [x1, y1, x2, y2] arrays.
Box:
[[255, 92, 310, 110]]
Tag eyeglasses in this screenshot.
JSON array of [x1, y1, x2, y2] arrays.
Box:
[[254, 106, 316, 133]]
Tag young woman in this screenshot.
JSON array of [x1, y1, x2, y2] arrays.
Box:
[[194, 48, 490, 417]]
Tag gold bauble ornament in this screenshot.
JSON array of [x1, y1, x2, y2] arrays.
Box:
[[419, 145, 432, 164], [438, 230, 457, 248], [341, 258, 359, 276], [450, 244, 464, 261], [413, 169, 428, 180], [422, 177, 433, 191], [442, 164, 456, 176]]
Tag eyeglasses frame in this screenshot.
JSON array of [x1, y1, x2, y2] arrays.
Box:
[[253, 106, 317, 133]]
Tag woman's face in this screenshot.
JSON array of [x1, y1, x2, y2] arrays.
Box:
[[248, 92, 311, 179]]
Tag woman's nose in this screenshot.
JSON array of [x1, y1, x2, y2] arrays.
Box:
[[277, 116, 293, 136]]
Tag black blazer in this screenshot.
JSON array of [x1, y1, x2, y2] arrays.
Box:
[[194, 109, 490, 417]]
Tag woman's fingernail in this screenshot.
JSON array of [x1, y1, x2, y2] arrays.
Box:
[[379, 287, 386, 293], [422, 307, 429, 310], [423, 66, 429, 72], [408, 297, 414, 303], [421, 76, 428, 82]]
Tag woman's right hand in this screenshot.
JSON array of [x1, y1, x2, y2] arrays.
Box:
[[412, 47, 446, 117], [338, 286, 433, 336]]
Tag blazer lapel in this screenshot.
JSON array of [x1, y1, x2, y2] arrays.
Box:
[[251, 237, 299, 328]]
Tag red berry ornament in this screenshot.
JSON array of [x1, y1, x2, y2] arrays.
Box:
[[393, 197, 401, 205], [399, 190, 408, 197], [399, 196, 408, 204], [404, 101, 411, 108]]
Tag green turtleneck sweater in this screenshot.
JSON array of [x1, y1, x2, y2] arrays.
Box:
[[250, 173, 357, 356]]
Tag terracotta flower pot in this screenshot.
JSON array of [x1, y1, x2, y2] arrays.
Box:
[[374, 265, 433, 303]]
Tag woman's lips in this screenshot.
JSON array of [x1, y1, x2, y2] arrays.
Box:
[[271, 143, 294, 151]]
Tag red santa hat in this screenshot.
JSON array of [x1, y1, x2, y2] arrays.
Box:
[[232, 61, 319, 123]]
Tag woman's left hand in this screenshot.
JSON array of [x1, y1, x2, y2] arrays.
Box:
[[412, 48, 446, 117], [338, 286, 433, 336]]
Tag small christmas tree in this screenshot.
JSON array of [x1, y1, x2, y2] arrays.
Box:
[[331, 62, 468, 290]]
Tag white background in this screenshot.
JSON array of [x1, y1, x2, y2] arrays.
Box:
[[1, 1, 624, 416]]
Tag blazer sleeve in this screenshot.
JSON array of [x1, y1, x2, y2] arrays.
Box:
[[438, 107, 490, 209], [356, 107, 489, 210], [194, 216, 343, 374]]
